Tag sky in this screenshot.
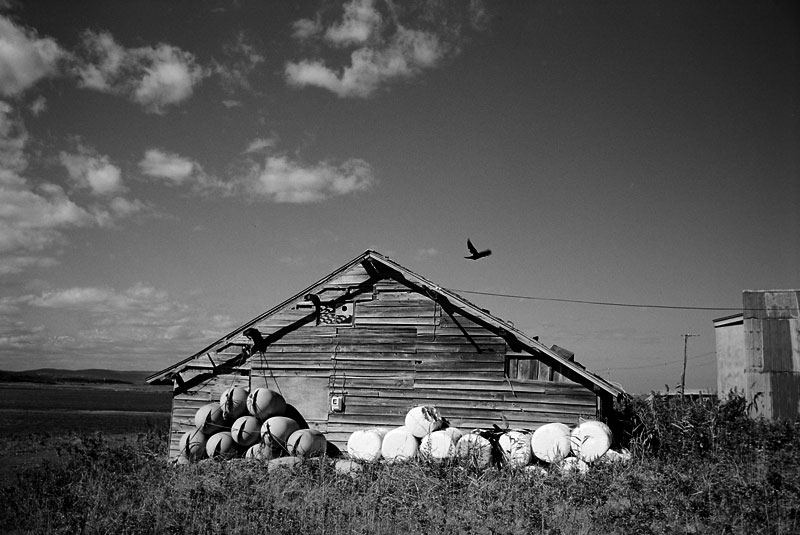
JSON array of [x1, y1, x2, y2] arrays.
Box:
[[0, 0, 797, 393]]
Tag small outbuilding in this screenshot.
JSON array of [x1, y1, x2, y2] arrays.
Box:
[[147, 250, 623, 460], [714, 289, 800, 420]]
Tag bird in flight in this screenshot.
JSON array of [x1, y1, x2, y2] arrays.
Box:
[[465, 238, 492, 260]]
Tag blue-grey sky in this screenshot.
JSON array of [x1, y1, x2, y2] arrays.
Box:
[[1, 0, 797, 393]]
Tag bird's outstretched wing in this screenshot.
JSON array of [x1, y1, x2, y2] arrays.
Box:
[[465, 238, 492, 259]]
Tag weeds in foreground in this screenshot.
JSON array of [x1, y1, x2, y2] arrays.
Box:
[[1, 395, 798, 535]]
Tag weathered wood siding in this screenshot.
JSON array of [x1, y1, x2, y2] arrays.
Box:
[[167, 263, 598, 459]]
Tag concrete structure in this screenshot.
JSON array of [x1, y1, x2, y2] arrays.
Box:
[[713, 290, 800, 420]]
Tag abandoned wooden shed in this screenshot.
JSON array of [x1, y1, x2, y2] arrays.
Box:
[[714, 289, 800, 420], [147, 250, 624, 460]]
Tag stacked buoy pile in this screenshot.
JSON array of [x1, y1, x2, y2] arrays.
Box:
[[343, 405, 631, 472], [178, 386, 333, 467]]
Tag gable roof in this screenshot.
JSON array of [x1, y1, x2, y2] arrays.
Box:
[[147, 250, 623, 399]]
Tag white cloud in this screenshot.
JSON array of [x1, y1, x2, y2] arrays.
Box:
[[292, 17, 322, 40], [28, 283, 170, 312], [59, 147, 124, 196], [0, 283, 238, 369], [214, 31, 264, 95], [108, 196, 146, 218], [0, 103, 141, 275], [138, 148, 234, 196], [28, 95, 46, 115], [0, 255, 58, 276], [284, 0, 474, 98], [0, 100, 27, 172], [324, 0, 382, 46], [251, 155, 374, 203], [0, 15, 63, 97], [76, 30, 205, 113], [244, 136, 278, 154], [0, 182, 96, 254], [139, 148, 195, 184]]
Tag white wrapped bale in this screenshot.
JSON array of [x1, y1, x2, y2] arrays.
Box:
[[334, 459, 363, 476], [347, 428, 386, 462], [442, 426, 463, 444], [381, 426, 419, 463], [570, 421, 612, 462], [455, 434, 492, 469], [179, 428, 207, 462], [498, 430, 532, 468], [194, 402, 228, 435], [205, 431, 238, 459], [286, 429, 327, 457], [560, 456, 589, 473], [524, 465, 548, 476], [420, 430, 456, 462], [246, 388, 286, 420], [531, 423, 572, 463], [231, 416, 262, 447], [219, 386, 249, 420], [404, 406, 443, 438], [268, 456, 303, 472], [600, 448, 632, 464], [245, 443, 273, 461], [261, 416, 300, 453]]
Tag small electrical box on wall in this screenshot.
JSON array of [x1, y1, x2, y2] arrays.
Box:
[[330, 394, 345, 413]]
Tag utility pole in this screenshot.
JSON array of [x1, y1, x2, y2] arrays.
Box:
[[680, 333, 700, 398]]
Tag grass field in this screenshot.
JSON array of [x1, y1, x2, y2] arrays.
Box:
[[0, 389, 798, 534], [0, 382, 170, 478]]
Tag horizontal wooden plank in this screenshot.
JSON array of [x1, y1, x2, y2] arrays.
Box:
[[357, 306, 437, 318], [267, 343, 416, 353], [328, 414, 406, 426], [354, 317, 439, 327]]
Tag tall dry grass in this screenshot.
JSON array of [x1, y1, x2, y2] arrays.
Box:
[[1, 394, 798, 534]]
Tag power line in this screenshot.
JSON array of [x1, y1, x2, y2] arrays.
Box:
[[602, 351, 715, 371], [450, 288, 741, 311]]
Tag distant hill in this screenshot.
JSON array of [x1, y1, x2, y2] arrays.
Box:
[[0, 369, 157, 385]]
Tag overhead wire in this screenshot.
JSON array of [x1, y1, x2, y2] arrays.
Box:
[[602, 351, 716, 371], [450, 288, 742, 312]]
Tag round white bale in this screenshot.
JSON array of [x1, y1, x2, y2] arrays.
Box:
[[205, 431, 238, 459], [404, 405, 443, 438], [261, 416, 300, 453], [286, 429, 327, 457], [231, 415, 262, 447], [455, 434, 492, 469], [560, 456, 589, 473], [531, 423, 572, 463], [570, 421, 612, 462], [420, 430, 457, 462], [245, 442, 273, 461], [246, 388, 286, 420], [524, 465, 549, 476], [179, 428, 207, 462], [600, 448, 632, 463], [381, 426, 419, 463], [498, 430, 532, 468], [267, 456, 303, 472], [334, 459, 363, 476], [194, 402, 228, 434], [347, 429, 385, 462], [442, 426, 463, 444], [219, 386, 249, 420]]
